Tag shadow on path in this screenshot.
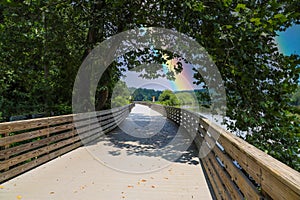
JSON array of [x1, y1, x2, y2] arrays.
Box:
[[90, 105, 200, 166]]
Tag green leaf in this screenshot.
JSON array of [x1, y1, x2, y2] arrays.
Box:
[[185, 2, 192, 9], [235, 3, 246, 12], [193, 2, 204, 12], [274, 13, 288, 22], [225, 25, 233, 29], [250, 18, 261, 26], [223, 0, 233, 7]]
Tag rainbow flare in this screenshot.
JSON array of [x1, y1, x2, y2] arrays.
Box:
[[162, 56, 197, 91]]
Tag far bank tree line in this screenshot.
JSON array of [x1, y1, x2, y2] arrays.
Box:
[[119, 86, 210, 107], [110, 80, 210, 108]]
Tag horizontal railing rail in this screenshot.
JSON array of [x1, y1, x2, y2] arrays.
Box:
[[137, 102, 300, 200], [0, 104, 134, 183]]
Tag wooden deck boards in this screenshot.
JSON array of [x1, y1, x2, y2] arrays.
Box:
[[1, 104, 212, 200]]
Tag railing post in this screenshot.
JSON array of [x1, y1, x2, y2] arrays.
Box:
[[139, 103, 300, 200]]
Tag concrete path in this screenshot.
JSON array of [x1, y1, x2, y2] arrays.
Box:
[[1, 104, 212, 200]]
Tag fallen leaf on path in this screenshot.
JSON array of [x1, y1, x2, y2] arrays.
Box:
[[0, 185, 4, 189], [140, 179, 147, 182], [50, 192, 55, 194], [127, 185, 134, 188], [16, 195, 22, 199]]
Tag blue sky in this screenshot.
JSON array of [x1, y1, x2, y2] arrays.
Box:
[[276, 24, 300, 56]]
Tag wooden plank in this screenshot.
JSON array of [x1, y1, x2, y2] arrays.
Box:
[[0, 141, 82, 183], [213, 145, 262, 200], [202, 154, 230, 200], [148, 104, 300, 199], [0, 136, 80, 171], [198, 117, 210, 131], [75, 111, 127, 137], [201, 158, 223, 200], [3, 132, 10, 171], [205, 125, 221, 142], [97, 107, 128, 120], [0, 104, 133, 183], [77, 104, 134, 134], [77, 112, 127, 141], [95, 104, 130, 116], [261, 167, 300, 200], [202, 130, 218, 151], [0, 130, 76, 160], [99, 111, 128, 127], [97, 112, 116, 121], [0, 119, 49, 134], [101, 113, 126, 131], [74, 108, 127, 129], [0, 121, 73, 147], [0, 115, 75, 135], [218, 132, 300, 200], [0, 104, 130, 133], [207, 151, 244, 199], [193, 134, 204, 151], [47, 115, 74, 126], [79, 113, 125, 144], [48, 123, 74, 134], [0, 105, 131, 134], [80, 120, 119, 144], [0, 128, 49, 147], [77, 127, 103, 143]]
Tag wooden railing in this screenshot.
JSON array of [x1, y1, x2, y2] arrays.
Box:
[[0, 104, 134, 183], [138, 102, 300, 200]]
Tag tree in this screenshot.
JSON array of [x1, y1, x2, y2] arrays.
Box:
[[158, 90, 179, 106], [110, 81, 130, 107], [0, 0, 85, 118], [175, 92, 195, 106], [130, 88, 162, 101], [292, 85, 300, 106], [1, 0, 299, 170]]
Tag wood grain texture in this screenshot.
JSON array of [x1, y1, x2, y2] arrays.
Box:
[[0, 130, 75, 159], [139, 102, 300, 200], [203, 154, 230, 200], [0, 104, 134, 183], [0, 141, 82, 183]]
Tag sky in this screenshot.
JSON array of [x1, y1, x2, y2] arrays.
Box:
[[122, 60, 204, 91], [123, 25, 300, 91], [275, 24, 300, 56]]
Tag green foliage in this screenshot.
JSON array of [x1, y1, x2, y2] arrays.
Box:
[[291, 85, 300, 106], [0, 0, 84, 118], [130, 88, 162, 102], [175, 92, 195, 105], [111, 96, 129, 108], [158, 90, 179, 106], [111, 81, 130, 108], [0, 0, 299, 170]]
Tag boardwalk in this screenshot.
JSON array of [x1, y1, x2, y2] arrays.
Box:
[[1, 104, 212, 200]]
